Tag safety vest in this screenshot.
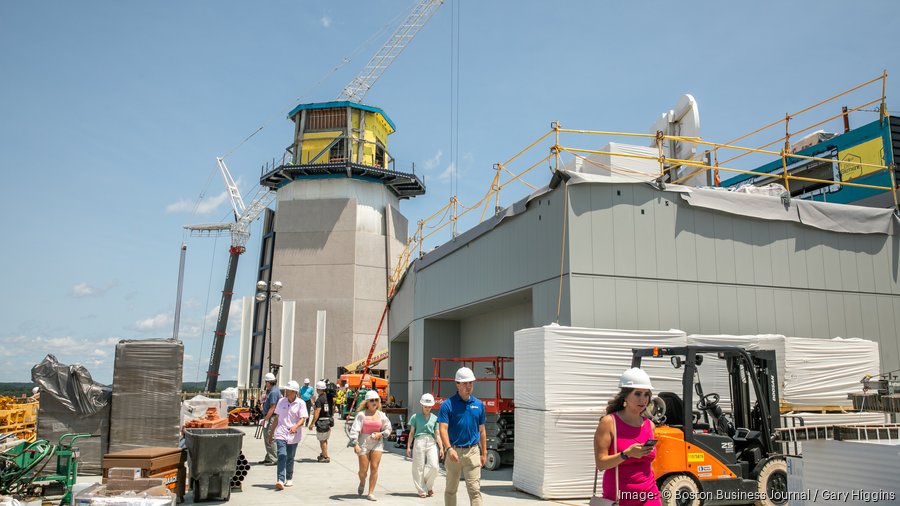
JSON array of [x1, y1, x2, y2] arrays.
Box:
[[335, 389, 346, 405]]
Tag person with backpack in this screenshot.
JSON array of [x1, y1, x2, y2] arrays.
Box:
[[308, 380, 334, 463]]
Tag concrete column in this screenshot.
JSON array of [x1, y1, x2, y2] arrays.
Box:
[[315, 310, 327, 382], [280, 301, 296, 382], [237, 296, 253, 389]]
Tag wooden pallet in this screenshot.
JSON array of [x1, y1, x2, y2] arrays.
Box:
[[780, 402, 852, 414]]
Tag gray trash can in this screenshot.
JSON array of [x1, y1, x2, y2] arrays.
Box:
[[183, 428, 244, 502]]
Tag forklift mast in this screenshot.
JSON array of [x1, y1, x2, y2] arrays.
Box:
[[632, 346, 780, 456]]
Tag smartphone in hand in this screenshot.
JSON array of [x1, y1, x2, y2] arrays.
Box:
[[642, 439, 658, 448]]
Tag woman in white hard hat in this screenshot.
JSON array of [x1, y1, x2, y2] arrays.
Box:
[[406, 392, 444, 498], [348, 389, 392, 501], [592, 368, 661, 505], [272, 380, 308, 491]]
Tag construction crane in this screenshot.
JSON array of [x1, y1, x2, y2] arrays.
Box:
[[337, 0, 443, 103], [186, 157, 275, 392]]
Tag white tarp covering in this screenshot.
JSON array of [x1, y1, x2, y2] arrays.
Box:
[[512, 407, 603, 499], [800, 440, 900, 504], [513, 325, 687, 411], [783, 336, 880, 407]]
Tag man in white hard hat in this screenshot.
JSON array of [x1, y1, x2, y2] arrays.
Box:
[[299, 378, 315, 419], [308, 380, 333, 463], [438, 366, 486, 506], [259, 372, 281, 466]]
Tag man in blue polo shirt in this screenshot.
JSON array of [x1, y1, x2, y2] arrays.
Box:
[[438, 366, 486, 506]]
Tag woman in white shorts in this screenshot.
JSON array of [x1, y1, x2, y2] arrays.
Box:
[[348, 390, 392, 501]]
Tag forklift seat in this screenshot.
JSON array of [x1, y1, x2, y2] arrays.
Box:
[[657, 392, 684, 426]]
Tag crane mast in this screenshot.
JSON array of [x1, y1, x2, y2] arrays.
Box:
[[337, 0, 443, 103], [185, 158, 274, 392]]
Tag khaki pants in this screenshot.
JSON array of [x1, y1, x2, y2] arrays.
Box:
[[263, 414, 278, 462], [444, 446, 481, 506]]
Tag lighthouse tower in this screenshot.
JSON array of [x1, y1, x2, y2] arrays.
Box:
[[250, 101, 425, 385]]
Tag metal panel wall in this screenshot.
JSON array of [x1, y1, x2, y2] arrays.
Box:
[[567, 183, 900, 372]]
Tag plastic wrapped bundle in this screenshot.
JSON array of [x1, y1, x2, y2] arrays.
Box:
[[31, 354, 111, 475], [782, 336, 879, 408], [109, 339, 183, 453], [513, 325, 687, 411], [512, 407, 604, 499]]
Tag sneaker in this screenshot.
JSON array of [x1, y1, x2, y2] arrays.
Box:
[[322, 457, 330, 463], [367, 495, 377, 501], [275, 481, 284, 491], [285, 480, 293, 487], [316, 454, 324, 462]]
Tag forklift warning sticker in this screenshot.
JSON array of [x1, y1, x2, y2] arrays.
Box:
[[687, 453, 705, 463], [696, 465, 712, 473]]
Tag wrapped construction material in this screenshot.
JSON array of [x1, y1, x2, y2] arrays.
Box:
[[513, 325, 686, 411], [32, 354, 111, 475], [180, 395, 228, 427], [109, 339, 183, 453], [782, 336, 879, 408], [512, 407, 603, 499]]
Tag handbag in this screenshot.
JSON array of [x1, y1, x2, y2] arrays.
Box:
[[589, 414, 620, 506]]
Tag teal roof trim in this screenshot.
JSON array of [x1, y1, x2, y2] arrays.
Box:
[[286, 101, 396, 131]]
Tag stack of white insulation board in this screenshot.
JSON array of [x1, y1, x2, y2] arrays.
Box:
[[685, 334, 880, 409], [512, 325, 883, 500], [513, 325, 687, 499]]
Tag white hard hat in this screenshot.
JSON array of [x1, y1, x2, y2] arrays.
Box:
[[420, 393, 435, 406], [315, 380, 327, 390], [619, 368, 654, 390], [283, 380, 300, 392], [303, 378, 310, 384], [364, 390, 381, 401], [455, 367, 476, 383], [264, 373, 276, 382], [32, 387, 39, 394]]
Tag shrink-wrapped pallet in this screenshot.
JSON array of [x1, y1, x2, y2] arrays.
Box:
[[513, 325, 687, 411], [782, 336, 879, 408], [32, 354, 111, 475], [108, 339, 183, 453], [512, 407, 604, 500]]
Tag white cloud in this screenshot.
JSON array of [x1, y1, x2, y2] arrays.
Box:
[[71, 282, 114, 298], [93, 349, 107, 357], [134, 313, 172, 332], [320, 16, 332, 28], [424, 150, 443, 171], [437, 162, 457, 183], [166, 190, 229, 215]]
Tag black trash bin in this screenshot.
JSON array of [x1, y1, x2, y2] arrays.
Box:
[[183, 428, 244, 502]]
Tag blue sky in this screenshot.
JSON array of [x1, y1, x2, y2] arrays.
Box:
[[2, 1, 898, 384]]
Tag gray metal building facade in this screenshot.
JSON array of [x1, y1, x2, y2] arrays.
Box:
[[388, 178, 900, 406]]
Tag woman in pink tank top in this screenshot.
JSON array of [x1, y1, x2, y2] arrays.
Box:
[[593, 368, 661, 505]]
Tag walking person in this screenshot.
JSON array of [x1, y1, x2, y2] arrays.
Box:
[[273, 380, 308, 491], [592, 368, 660, 506], [406, 393, 443, 498], [348, 390, 392, 501], [438, 367, 486, 506], [259, 372, 281, 466], [300, 378, 315, 417], [308, 380, 334, 463]]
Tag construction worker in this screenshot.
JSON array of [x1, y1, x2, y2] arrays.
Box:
[[308, 380, 334, 463], [299, 378, 315, 417], [259, 372, 281, 466], [438, 367, 486, 506]]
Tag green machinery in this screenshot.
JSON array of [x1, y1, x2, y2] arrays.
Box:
[[0, 433, 91, 505]]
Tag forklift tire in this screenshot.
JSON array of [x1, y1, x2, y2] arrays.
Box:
[[754, 458, 788, 506], [659, 474, 700, 506], [484, 450, 502, 471]]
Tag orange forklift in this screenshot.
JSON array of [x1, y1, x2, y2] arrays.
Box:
[[631, 346, 787, 506]]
